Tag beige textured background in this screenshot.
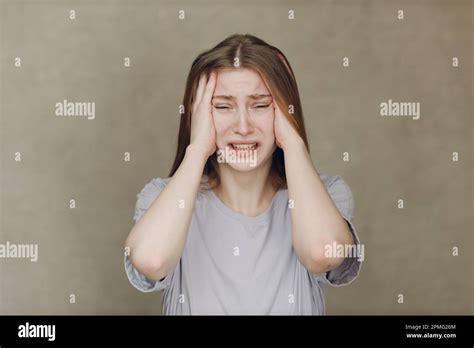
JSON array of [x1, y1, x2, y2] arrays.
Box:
[[0, 0, 472, 314]]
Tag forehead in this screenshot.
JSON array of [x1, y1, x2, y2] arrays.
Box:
[[213, 68, 270, 96]]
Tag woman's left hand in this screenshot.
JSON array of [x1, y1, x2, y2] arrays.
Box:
[[273, 102, 303, 151]]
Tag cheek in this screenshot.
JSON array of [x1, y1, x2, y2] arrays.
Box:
[[254, 113, 275, 140], [213, 117, 232, 142]]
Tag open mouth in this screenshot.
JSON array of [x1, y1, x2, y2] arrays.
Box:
[[227, 143, 260, 152], [230, 143, 257, 151]]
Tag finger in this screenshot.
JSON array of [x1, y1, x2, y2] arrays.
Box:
[[193, 74, 207, 113], [274, 102, 286, 120], [273, 101, 280, 112], [195, 73, 206, 103], [202, 71, 217, 106]]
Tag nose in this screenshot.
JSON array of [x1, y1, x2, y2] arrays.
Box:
[[232, 108, 253, 136]]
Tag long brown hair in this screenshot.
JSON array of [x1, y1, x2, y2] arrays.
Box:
[[168, 33, 310, 191]]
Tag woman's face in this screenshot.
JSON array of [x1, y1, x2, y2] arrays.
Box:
[[212, 67, 277, 172]]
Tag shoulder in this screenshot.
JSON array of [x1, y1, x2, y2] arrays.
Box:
[[137, 176, 209, 201], [319, 173, 344, 187], [282, 172, 353, 195], [319, 173, 355, 218], [133, 177, 171, 222], [274, 173, 352, 200], [137, 177, 171, 197], [319, 173, 352, 193]]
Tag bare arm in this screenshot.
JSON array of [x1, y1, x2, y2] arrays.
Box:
[[125, 145, 207, 281], [273, 102, 354, 274], [284, 139, 354, 274], [125, 71, 217, 281]]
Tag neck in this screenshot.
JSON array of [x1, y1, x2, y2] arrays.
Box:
[[214, 162, 277, 217]]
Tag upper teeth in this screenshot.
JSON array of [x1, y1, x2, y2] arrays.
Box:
[[232, 143, 256, 150]]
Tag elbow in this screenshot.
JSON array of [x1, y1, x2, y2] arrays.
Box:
[[307, 222, 355, 272], [130, 251, 167, 282], [306, 243, 344, 274], [126, 237, 166, 282]]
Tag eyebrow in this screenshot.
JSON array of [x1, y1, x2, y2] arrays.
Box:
[[212, 94, 272, 101]]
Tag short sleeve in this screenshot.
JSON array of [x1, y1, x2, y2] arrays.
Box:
[[124, 253, 173, 292], [317, 175, 363, 287], [125, 177, 174, 292], [133, 177, 168, 223]]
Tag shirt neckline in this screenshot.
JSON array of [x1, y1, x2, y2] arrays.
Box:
[[208, 187, 281, 225]]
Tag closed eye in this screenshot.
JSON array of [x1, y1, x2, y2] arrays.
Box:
[[213, 104, 270, 110]]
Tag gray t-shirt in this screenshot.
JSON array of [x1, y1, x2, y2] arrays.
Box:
[[124, 174, 362, 315]]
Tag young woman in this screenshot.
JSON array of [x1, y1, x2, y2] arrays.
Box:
[[124, 34, 362, 315]]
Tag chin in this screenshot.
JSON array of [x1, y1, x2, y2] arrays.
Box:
[[215, 143, 272, 172], [226, 162, 261, 172]]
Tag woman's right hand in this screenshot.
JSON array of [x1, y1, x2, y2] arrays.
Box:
[[189, 71, 217, 159]]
